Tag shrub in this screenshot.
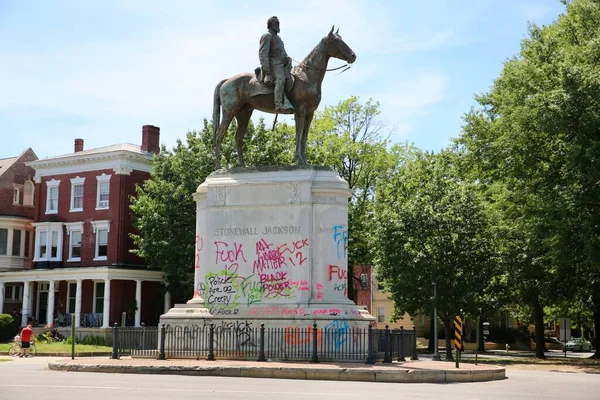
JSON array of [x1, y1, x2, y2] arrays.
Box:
[[69, 334, 109, 346], [0, 314, 18, 342]]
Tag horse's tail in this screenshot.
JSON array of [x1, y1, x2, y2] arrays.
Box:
[[213, 79, 227, 144]]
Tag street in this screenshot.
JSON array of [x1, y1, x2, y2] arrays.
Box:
[[1, 357, 599, 400]]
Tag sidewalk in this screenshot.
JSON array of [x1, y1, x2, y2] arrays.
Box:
[[48, 356, 505, 383]]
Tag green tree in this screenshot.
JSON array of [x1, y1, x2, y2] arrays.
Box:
[[130, 122, 216, 299], [458, 0, 600, 357], [307, 96, 392, 299], [373, 148, 499, 359]]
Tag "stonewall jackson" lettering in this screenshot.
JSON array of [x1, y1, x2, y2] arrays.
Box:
[[214, 227, 258, 236], [262, 226, 301, 235]]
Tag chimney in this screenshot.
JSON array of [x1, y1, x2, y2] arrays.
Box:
[[74, 138, 84, 153], [141, 125, 160, 154]]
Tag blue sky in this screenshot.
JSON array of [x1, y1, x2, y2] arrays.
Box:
[[0, 0, 566, 159]]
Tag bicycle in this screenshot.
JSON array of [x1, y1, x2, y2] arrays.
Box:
[[8, 335, 37, 357]]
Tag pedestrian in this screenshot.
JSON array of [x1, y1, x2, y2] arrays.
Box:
[[19, 322, 34, 358]]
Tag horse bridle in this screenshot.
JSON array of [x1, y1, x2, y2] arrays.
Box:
[[290, 56, 353, 74]]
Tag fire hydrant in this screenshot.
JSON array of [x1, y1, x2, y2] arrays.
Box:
[[506, 344, 510, 353]]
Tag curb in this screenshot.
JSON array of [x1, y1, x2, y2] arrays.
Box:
[[48, 362, 506, 383]]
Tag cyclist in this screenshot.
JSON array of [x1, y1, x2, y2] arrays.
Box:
[[19, 322, 34, 357]]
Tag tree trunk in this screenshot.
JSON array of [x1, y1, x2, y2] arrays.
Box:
[[444, 315, 453, 360], [591, 282, 600, 359], [533, 295, 546, 359]]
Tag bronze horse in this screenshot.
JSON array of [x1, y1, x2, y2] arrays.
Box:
[[213, 26, 356, 169]]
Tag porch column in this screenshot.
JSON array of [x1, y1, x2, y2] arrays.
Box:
[[46, 281, 56, 326], [0, 282, 4, 315], [102, 279, 111, 328], [75, 279, 82, 328], [21, 282, 33, 326], [135, 280, 142, 327], [46, 280, 55, 327], [164, 291, 171, 314], [21, 282, 31, 326]]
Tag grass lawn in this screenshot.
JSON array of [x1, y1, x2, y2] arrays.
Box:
[[0, 342, 112, 353]]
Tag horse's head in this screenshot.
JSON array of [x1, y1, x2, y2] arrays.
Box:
[[324, 26, 357, 64]]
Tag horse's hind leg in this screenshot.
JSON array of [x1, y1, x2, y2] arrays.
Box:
[[235, 105, 253, 167], [215, 112, 235, 169]]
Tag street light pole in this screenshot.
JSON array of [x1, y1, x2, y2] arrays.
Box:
[[432, 281, 440, 361]]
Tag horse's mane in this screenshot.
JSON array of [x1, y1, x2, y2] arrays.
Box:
[[298, 37, 327, 69]]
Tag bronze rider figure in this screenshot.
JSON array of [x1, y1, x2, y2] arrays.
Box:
[[259, 16, 294, 114]]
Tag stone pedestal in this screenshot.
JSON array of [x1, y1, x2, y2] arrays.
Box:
[[160, 166, 373, 333]]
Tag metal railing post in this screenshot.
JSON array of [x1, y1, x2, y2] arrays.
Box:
[[411, 325, 419, 360], [310, 323, 319, 363], [366, 325, 374, 364], [399, 325, 406, 361], [111, 322, 119, 359], [157, 323, 166, 360], [383, 325, 392, 363], [207, 323, 215, 361], [258, 324, 266, 361]]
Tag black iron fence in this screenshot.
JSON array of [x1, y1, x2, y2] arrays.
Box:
[[112, 323, 418, 364]]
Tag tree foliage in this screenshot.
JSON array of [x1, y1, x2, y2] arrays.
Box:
[[373, 147, 499, 358], [457, 0, 600, 357]]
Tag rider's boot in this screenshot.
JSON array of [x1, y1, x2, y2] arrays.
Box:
[[274, 78, 294, 114]]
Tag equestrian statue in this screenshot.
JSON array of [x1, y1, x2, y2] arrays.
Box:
[[213, 16, 357, 169]]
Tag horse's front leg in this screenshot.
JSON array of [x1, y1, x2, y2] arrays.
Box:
[[294, 108, 307, 165], [300, 111, 314, 165]]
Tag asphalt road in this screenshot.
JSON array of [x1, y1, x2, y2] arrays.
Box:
[[1, 356, 599, 400]]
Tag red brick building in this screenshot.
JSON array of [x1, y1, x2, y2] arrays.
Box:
[[0, 148, 37, 314], [0, 126, 168, 328]]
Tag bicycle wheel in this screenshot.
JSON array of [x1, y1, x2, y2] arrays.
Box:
[[8, 345, 20, 357], [30, 344, 37, 356]]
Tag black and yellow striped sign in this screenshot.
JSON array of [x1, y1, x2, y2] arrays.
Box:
[[454, 315, 463, 350]]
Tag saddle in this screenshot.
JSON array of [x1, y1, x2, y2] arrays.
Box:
[[249, 66, 295, 97]]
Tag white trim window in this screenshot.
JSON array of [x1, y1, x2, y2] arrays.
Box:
[[32, 222, 64, 262], [91, 220, 110, 261], [93, 281, 105, 313], [45, 179, 61, 214], [70, 176, 85, 212], [65, 222, 84, 262], [0, 228, 7, 255], [67, 282, 77, 313], [3, 284, 22, 301], [23, 180, 34, 206], [13, 187, 21, 205], [377, 306, 385, 323], [96, 174, 111, 210]]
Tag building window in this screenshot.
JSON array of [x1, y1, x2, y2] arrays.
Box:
[[3, 285, 22, 302], [70, 176, 85, 212], [24, 231, 30, 257], [12, 229, 21, 256], [33, 222, 64, 262], [45, 179, 61, 214], [377, 306, 385, 323], [38, 231, 47, 259], [0, 229, 7, 255], [96, 174, 111, 209], [13, 187, 20, 205], [67, 282, 77, 313], [23, 180, 34, 206], [65, 222, 83, 262], [94, 282, 105, 313], [91, 220, 110, 261]]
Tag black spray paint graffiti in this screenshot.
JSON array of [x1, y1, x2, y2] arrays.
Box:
[[214, 320, 256, 349]]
